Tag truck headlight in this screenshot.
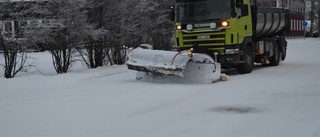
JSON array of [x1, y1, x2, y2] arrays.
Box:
[[221, 21, 229, 27], [176, 25, 182, 30], [226, 49, 239, 54], [210, 23, 216, 29], [186, 24, 193, 30]]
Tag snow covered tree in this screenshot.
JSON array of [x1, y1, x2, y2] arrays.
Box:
[[319, 1, 320, 36], [121, 0, 175, 50], [80, 0, 119, 67], [1, 0, 176, 76], [70, 0, 175, 67], [101, 0, 127, 65], [308, 0, 320, 37], [309, 0, 316, 34], [149, 0, 175, 50]]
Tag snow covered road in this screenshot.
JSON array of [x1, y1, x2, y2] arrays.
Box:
[[1, 38, 320, 137]]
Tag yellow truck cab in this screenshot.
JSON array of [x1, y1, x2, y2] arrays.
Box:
[[172, 0, 289, 73]]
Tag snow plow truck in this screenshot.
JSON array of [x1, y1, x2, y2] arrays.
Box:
[[126, 0, 289, 83]]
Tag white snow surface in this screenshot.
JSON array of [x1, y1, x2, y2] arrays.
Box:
[[1, 38, 320, 137]]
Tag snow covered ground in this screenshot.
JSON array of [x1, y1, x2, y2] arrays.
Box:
[[1, 38, 320, 137]]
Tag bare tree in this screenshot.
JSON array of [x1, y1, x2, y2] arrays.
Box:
[[79, 0, 117, 68], [77, 26, 108, 68], [310, 0, 316, 34], [29, 0, 90, 73], [103, 0, 127, 65], [0, 1, 34, 78], [317, 0, 320, 37], [313, 0, 320, 37]]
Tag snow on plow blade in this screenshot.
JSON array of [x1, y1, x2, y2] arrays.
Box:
[[126, 47, 225, 83], [126, 47, 193, 77]]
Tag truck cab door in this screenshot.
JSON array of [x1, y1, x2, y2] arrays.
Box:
[[234, 0, 253, 43]]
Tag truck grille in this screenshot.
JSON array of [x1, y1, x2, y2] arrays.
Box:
[[182, 31, 226, 49]]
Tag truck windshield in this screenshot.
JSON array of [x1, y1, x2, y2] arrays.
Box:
[[177, 0, 232, 22]]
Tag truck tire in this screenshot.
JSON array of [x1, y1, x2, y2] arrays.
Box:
[[281, 44, 287, 61], [236, 47, 254, 74], [269, 43, 280, 66]]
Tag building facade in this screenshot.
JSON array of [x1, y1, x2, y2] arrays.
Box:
[[0, 0, 57, 40], [286, 0, 306, 38]]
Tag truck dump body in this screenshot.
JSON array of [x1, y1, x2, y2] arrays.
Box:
[[254, 7, 290, 37]]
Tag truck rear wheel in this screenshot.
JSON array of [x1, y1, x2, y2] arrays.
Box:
[[236, 47, 254, 74], [269, 44, 280, 66], [281, 44, 287, 61]]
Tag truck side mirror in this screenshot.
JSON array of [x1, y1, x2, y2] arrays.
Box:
[[240, 4, 249, 16], [236, 3, 249, 18], [169, 5, 175, 21]]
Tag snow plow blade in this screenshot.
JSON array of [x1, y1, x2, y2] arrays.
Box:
[[126, 47, 227, 83]]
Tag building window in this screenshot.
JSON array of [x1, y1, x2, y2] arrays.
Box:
[[41, 20, 50, 27], [4, 21, 13, 37], [0, 21, 3, 32], [20, 21, 28, 28], [299, 3, 302, 13], [29, 20, 39, 27], [299, 20, 301, 31], [296, 20, 298, 31], [294, 20, 297, 31], [291, 19, 293, 30], [4, 21, 12, 32]]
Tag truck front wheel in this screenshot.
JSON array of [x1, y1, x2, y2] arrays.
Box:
[[236, 47, 254, 74]]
